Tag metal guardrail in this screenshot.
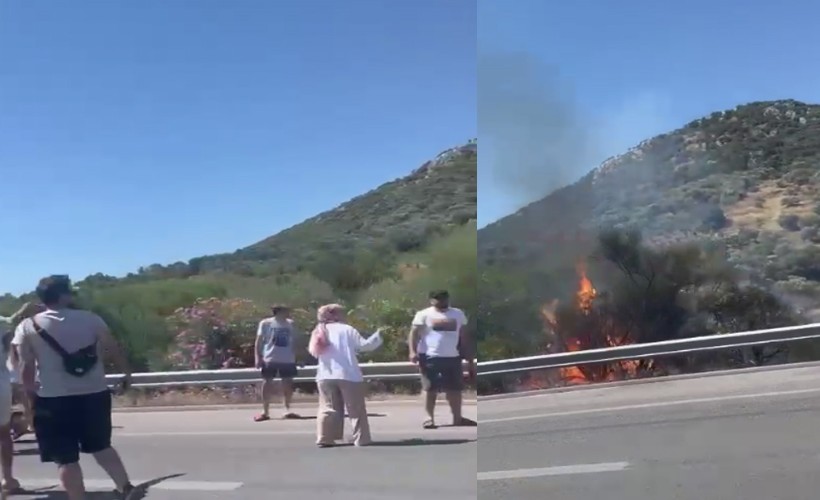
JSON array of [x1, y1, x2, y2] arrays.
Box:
[[106, 360, 476, 389], [476, 323, 820, 377], [107, 323, 820, 388]]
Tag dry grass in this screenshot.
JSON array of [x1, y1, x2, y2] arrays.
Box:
[[725, 180, 817, 240]]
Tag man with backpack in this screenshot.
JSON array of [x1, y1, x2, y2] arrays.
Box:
[[12, 276, 137, 499]]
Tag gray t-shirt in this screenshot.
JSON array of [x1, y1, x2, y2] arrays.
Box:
[[257, 317, 298, 365], [13, 308, 109, 398]]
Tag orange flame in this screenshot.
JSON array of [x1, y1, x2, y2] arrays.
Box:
[[576, 261, 597, 314], [528, 260, 646, 391]]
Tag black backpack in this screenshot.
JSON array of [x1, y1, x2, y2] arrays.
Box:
[[31, 319, 99, 377]]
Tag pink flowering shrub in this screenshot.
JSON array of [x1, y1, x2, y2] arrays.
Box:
[[166, 298, 264, 370], [165, 298, 320, 370]]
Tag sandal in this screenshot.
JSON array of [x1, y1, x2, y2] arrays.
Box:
[[2, 479, 23, 495], [282, 412, 300, 419], [423, 419, 438, 430], [253, 414, 271, 422]]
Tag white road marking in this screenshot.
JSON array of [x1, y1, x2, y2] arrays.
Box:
[[478, 461, 630, 481], [480, 387, 820, 424], [19, 479, 242, 491]]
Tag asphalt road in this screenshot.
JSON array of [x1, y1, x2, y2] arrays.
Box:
[[11, 399, 476, 499], [479, 364, 820, 500]]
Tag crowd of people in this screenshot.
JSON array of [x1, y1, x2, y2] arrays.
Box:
[[253, 289, 477, 445], [0, 276, 475, 499]]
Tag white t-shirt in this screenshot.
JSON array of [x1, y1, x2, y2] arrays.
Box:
[[315, 323, 380, 383], [13, 308, 109, 398], [412, 306, 467, 358]]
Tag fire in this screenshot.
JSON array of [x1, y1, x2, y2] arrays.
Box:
[[576, 261, 597, 313], [531, 260, 643, 389]]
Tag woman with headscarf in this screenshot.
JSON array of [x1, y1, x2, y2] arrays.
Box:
[[309, 304, 382, 448]]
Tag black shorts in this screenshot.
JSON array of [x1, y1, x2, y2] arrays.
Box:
[[33, 390, 113, 465], [419, 355, 464, 392], [261, 362, 298, 380]]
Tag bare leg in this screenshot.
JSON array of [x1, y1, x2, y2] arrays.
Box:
[[20, 395, 33, 432], [260, 379, 274, 417], [445, 390, 462, 424], [281, 379, 294, 414], [425, 390, 437, 425], [58, 462, 86, 500], [0, 424, 19, 492], [92, 447, 131, 492]]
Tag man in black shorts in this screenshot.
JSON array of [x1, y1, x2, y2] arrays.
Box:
[[13, 276, 137, 499], [408, 290, 476, 429], [254, 305, 303, 421]]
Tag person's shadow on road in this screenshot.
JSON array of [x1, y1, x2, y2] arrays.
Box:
[[323, 438, 474, 448], [272, 412, 387, 421], [369, 438, 475, 447], [12, 473, 184, 499], [13, 447, 40, 457]]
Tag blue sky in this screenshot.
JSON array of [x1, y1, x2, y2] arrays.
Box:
[[0, 0, 476, 295], [479, 0, 820, 226]]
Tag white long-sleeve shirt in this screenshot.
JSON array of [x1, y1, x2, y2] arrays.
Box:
[[315, 323, 381, 383]]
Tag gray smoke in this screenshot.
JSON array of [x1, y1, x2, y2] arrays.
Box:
[[478, 52, 599, 202]]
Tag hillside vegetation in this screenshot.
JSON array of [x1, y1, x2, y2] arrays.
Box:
[[1, 141, 477, 374], [478, 101, 820, 362]]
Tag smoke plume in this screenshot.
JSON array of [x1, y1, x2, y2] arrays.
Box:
[[478, 52, 599, 202]]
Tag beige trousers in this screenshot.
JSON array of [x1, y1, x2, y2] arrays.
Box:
[[316, 379, 371, 446]]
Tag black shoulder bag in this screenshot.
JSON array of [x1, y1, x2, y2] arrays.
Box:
[[31, 319, 99, 377]]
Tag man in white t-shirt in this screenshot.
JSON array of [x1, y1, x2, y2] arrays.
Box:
[[408, 290, 476, 429]]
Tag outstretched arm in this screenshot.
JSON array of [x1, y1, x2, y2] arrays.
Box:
[[356, 329, 382, 353]]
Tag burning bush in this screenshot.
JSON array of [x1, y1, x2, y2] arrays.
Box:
[[525, 227, 802, 389]]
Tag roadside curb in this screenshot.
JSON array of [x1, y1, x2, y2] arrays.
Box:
[[478, 360, 820, 402]]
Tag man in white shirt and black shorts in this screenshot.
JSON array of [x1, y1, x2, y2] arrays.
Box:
[[408, 290, 476, 429]]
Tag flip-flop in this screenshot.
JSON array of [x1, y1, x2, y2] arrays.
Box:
[[423, 419, 438, 430], [253, 414, 271, 422], [2, 481, 24, 495], [282, 413, 300, 419]]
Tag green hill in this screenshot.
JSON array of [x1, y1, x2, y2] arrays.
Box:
[[1, 141, 477, 371], [479, 100, 820, 357]]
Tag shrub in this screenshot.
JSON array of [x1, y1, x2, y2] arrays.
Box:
[[703, 206, 728, 230], [782, 196, 801, 208], [778, 214, 800, 231], [165, 298, 265, 370]]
